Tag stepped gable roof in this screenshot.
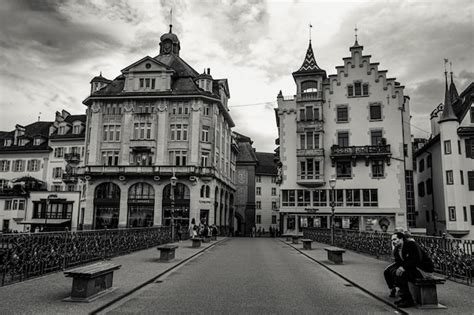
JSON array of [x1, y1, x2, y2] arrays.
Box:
[[293, 41, 326, 76], [255, 152, 278, 175]]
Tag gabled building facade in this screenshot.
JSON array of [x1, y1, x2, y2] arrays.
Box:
[[255, 152, 280, 234], [79, 26, 236, 232], [276, 38, 413, 235], [414, 75, 474, 239]]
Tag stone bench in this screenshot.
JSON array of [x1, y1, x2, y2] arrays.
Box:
[[202, 236, 211, 243], [157, 244, 179, 262], [324, 247, 346, 264], [301, 239, 313, 250], [63, 262, 121, 302], [408, 274, 446, 309], [292, 235, 300, 244], [192, 237, 203, 248]]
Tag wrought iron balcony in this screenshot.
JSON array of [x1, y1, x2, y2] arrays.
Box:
[[62, 173, 78, 183], [64, 153, 81, 164], [330, 145, 391, 166], [296, 174, 325, 187], [296, 148, 324, 157], [77, 165, 217, 178]]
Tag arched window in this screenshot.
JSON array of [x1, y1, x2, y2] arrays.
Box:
[[95, 182, 120, 200], [94, 182, 120, 229], [162, 183, 191, 228], [301, 81, 318, 93], [129, 182, 154, 199], [205, 185, 210, 198], [128, 182, 154, 228]]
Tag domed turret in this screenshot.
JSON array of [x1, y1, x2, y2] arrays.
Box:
[[159, 24, 181, 56], [196, 68, 213, 92]]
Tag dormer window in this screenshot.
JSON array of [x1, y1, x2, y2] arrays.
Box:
[[33, 138, 41, 146], [348, 81, 369, 97], [19, 139, 28, 146], [72, 125, 81, 134], [4, 139, 12, 147], [58, 126, 66, 135]]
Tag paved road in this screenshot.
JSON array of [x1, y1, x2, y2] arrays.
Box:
[[103, 238, 398, 314]]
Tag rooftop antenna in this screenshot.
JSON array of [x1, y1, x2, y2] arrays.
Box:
[[169, 8, 173, 32], [309, 23, 312, 42], [38, 112, 41, 121], [354, 25, 359, 45]]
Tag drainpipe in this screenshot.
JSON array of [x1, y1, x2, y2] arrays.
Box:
[[399, 97, 408, 228]]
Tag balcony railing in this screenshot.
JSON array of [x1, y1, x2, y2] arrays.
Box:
[[296, 148, 324, 157], [64, 153, 81, 164], [77, 165, 218, 180], [330, 144, 391, 166], [62, 173, 77, 183], [296, 91, 323, 101], [296, 119, 323, 132]]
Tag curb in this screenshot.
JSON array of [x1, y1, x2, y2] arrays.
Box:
[[90, 237, 228, 314], [280, 240, 409, 315]]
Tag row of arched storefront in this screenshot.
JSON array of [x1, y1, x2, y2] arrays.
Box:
[[93, 182, 234, 232]]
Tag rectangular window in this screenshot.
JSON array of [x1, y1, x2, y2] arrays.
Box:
[[272, 215, 277, 224], [271, 187, 276, 196], [151, 79, 155, 89], [300, 134, 305, 149], [426, 179, 433, 195], [28, 160, 40, 172], [313, 108, 320, 121], [468, 171, 474, 191], [336, 106, 348, 122], [256, 201, 261, 210], [256, 215, 261, 224], [201, 152, 209, 167], [444, 140, 452, 154], [458, 140, 462, 155], [345, 189, 361, 207], [418, 182, 425, 197], [426, 210, 430, 223], [201, 127, 209, 142], [256, 187, 261, 195], [348, 85, 354, 97], [354, 82, 362, 96], [52, 167, 63, 179], [170, 124, 188, 141], [460, 171, 464, 185], [369, 104, 382, 120], [419, 159, 425, 172], [371, 130, 383, 145], [73, 125, 81, 134], [272, 201, 277, 210], [362, 83, 369, 96], [297, 190, 311, 207], [0, 160, 10, 172], [33, 138, 41, 145], [466, 139, 474, 158], [139, 78, 144, 88], [337, 132, 349, 147], [103, 125, 121, 142], [271, 176, 276, 183], [133, 122, 152, 139], [282, 190, 296, 207], [446, 170, 454, 185], [463, 206, 468, 222], [312, 190, 327, 207], [362, 189, 378, 207], [306, 131, 313, 149], [54, 147, 64, 158], [4, 200, 12, 210], [256, 176, 261, 183], [169, 150, 187, 166], [13, 160, 25, 172], [471, 206, 474, 225], [372, 160, 384, 178], [471, 107, 474, 123], [336, 161, 351, 178], [448, 206, 456, 221], [101, 151, 120, 166]]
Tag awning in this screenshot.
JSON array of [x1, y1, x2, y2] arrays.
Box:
[[18, 219, 71, 225]]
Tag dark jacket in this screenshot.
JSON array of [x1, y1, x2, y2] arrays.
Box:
[[394, 240, 434, 273]]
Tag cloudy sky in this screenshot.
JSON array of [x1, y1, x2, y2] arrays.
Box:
[[0, 0, 472, 152]]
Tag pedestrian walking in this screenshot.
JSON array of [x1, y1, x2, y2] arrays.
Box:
[[176, 222, 182, 242]]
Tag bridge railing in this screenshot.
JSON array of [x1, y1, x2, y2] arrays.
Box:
[[0, 227, 171, 287], [303, 227, 473, 285]]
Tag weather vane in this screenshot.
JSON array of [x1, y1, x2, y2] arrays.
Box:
[[444, 58, 448, 73], [169, 8, 173, 32], [309, 23, 313, 42], [354, 25, 358, 43]]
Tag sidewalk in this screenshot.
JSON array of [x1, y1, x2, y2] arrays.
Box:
[[0, 238, 225, 315], [283, 239, 474, 315]]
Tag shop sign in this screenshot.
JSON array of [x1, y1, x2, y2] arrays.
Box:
[[342, 218, 350, 229], [304, 208, 319, 213]]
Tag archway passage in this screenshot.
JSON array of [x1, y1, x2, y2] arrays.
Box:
[[128, 182, 155, 228], [162, 183, 190, 230], [94, 182, 120, 229]]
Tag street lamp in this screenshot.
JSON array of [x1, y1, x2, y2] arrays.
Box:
[[329, 176, 337, 246], [170, 172, 177, 242]]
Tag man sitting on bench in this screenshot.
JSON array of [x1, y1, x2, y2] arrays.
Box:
[[389, 231, 434, 308]]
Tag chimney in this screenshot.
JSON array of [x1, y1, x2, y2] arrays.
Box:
[[207, 68, 210, 75]]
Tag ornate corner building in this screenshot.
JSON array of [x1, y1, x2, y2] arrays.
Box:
[[275, 38, 413, 234], [79, 26, 237, 231]]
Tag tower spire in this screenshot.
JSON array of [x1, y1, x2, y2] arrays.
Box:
[[169, 8, 173, 33], [309, 23, 312, 43], [439, 58, 457, 123]]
